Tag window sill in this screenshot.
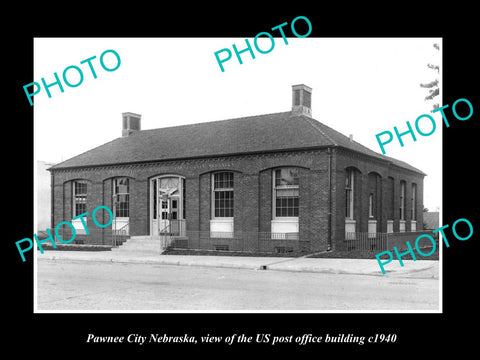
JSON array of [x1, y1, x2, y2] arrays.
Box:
[[271, 219, 298, 237], [210, 219, 234, 238]]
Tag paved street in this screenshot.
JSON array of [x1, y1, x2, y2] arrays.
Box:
[[36, 259, 439, 311]]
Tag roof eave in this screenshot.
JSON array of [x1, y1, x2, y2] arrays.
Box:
[[48, 145, 335, 172], [335, 145, 426, 176]]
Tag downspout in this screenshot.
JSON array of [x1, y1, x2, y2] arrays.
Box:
[[327, 147, 333, 251]]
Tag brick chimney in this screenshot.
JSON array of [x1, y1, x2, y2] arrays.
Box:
[[122, 112, 141, 137], [291, 84, 312, 117]]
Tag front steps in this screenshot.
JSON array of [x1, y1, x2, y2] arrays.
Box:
[[112, 235, 188, 254]]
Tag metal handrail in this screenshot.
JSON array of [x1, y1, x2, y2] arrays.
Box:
[[159, 224, 171, 234], [159, 224, 172, 252], [112, 222, 129, 246]]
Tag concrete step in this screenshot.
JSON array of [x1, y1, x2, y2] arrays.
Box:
[[112, 235, 188, 253], [112, 236, 165, 252]]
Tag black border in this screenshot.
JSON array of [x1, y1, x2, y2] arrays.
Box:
[[7, 5, 479, 356]]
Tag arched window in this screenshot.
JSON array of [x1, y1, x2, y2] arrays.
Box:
[[411, 183, 417, 231], [345, 168, 355, 219], [345, 167, 360, 238], [113, 178, 129, 218], [271, 167, 300, 239], [411, 183, 417, 221], [400, 180, 406, 220], [368, 193, 374, 218], [72, 180, 88, 235], [210, 171, 235, 238], [212, 171, 234, 218], [73, 180, 87, 217], [399, 180, 407, 232], [273, 167, 299, 218]]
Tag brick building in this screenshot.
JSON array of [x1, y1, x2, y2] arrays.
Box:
[[48, 84, 425, 254]]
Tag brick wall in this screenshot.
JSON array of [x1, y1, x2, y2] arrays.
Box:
[[49, 147, 425, 253], [333, 148, 425, 251]]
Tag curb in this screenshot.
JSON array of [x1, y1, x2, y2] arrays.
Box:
[[37, 251, 439, 278]]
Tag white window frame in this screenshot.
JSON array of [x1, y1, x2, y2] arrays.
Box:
[[73, 180, 87, 217], [112, 177, 130, 234], [400, 180, 406, 221], [272, 168, 299, 220], [271, 168, 299, 238], [72, 180, 88, 234], [411, 183, 417, 221], [345, 168, 354, 220], [211, 172, 234, 220], [113, 177, 130, 218], [368, 193, 374, 219], [210, 172, 234, 238], [149, 174, 186, 236]]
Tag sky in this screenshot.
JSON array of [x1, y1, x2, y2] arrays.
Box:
[[34, 37, 442, 211]]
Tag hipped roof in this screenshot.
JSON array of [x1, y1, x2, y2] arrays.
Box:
[[49, 111, 425, 175]]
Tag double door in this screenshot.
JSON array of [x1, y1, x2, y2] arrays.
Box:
[[151, 176, 185, 236], [158, 195, 180, 233]]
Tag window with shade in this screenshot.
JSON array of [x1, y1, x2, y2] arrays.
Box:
[[411, 183, 417, 221], [212, 172, 234, 218], [345, 169, 355, 219], [273, 168, 299, 218], [74, 181, 87, 216], [400, 180, 406, 220], [114, 178, 129, 218]]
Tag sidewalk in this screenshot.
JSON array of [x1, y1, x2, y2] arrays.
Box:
[[36, 249, 439, 279]]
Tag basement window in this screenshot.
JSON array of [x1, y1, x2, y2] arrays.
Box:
[[275, 246, 294, 254]]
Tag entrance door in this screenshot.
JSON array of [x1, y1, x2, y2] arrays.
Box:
[[151, 176, 185, 236], [158, 195, 180, 234], [158, 196, 170, 233]]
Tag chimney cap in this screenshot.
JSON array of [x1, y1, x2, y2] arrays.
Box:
[[292, 84, 313, 92], [122, 111, 142, 117]]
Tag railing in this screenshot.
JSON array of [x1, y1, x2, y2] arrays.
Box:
[[344, 231, 439, 252], [159, 223, 173, 250], [386, 230, 439, 251], [112, 222, 129, 246], [345, 232, 388, 251], [163, 230, 309, 255], [159, 219, 186, 237]]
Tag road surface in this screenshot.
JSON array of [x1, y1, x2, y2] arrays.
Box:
[[36, 259, 439, 311]]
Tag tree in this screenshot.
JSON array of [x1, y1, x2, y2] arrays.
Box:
[[420, 43, 440, 110]]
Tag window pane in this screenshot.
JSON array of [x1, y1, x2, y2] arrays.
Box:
[[274, 168, 299, 218], [214, 189, 234, 217], [153, 182, 156, 219], [214, 172, 234, 189], [159, 177, 179, 190], [275, 168, 299, 187], [400, 181, 406, 220], [74, 181, 87, 216], [114, 178, 130, 217], [75, 182, 87, 195], [346, 190, 351, 217], [275, 195, 299, 218], [345, 169, 352, 188]]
